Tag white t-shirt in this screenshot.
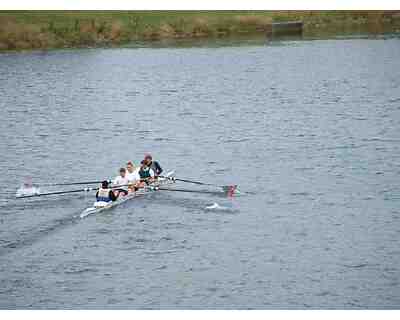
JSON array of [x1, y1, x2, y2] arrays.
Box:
[[113, 175, 129, 190], [126, 169, 140, 184]]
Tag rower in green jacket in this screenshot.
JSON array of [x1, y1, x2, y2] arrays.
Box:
[[137, 160, 155, 187]]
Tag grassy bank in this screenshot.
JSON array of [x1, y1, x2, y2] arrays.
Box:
[[0, 11, 399, 51]]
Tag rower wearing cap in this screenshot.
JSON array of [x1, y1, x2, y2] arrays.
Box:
[[96, 181, 117, 203], [144, 153, 163, 177], [112, 167, 129, 197]]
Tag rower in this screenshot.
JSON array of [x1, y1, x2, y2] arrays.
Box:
[[137, 160, 155, 187], [112, 167, 129, 197], [96, 181, 117, 203], [126, 161, 140, 191], [144, 153, 163, 177]]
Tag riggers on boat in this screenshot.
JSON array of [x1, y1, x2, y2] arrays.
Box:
[[79, 172, 175, 218]]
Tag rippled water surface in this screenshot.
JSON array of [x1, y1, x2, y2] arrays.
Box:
[[0, 37, 400, 309]]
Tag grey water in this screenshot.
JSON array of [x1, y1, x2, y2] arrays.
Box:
[[0, 36, 400, 309]]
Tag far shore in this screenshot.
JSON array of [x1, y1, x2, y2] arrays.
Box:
[[1, 11, 400, 52]]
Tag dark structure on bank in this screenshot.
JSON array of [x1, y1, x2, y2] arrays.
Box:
[[271, 21, 303, 37]]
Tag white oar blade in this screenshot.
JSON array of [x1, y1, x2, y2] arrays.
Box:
[[16, 186, 41, 198]]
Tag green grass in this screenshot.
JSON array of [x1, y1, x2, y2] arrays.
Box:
[[0, 11, 398, 51]]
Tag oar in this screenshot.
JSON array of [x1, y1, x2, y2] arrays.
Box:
[[34, 180, 111, 187], [34, 175, 157, 187], [158, 188, 222, 195], [15, 182, 137, 199], [16, 187, 99, 199], [160, 176, 236, 192], [158, 186, 238, 196]]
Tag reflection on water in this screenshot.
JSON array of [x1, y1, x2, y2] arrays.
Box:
[[122, 25, 400, 49]]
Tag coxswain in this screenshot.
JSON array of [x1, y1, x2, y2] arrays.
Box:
[[137, 160, 155, 187], [144, 153, 163, 177], [96, 181, 117, 203], [112, 167, 129, 197]]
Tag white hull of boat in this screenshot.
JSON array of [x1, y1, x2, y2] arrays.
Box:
[[80, 176, 174, 218]]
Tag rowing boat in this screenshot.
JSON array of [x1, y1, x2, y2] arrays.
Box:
[[80, 173, 175, 218]]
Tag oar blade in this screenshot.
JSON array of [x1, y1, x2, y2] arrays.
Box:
[[15, 186, 41, 198], [221, 185, 239, 196]]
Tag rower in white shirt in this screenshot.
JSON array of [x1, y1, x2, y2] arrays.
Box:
[[112, 167, 129, 197], [126, 161, 140, 191]]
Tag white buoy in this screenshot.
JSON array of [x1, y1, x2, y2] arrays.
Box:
[[16, 186, 40, 198]]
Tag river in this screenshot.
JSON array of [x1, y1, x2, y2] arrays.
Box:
[[0, 35, 399, 309]]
